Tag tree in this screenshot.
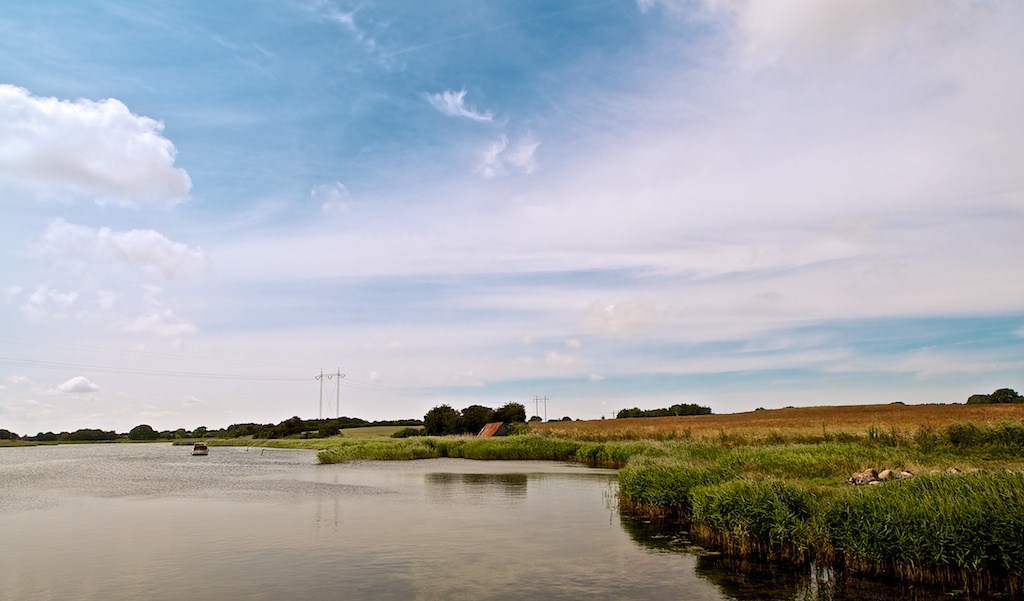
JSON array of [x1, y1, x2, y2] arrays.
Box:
[[494, 402, 526, 423], [460, 405, 495, 434], [616, 403, 712, 419], [0, 428, 18, 440], [424, 405, 461, 435], [990, 388, 1021, 404], [318, 420, 341, 438], [128, 424, 159, 440], [967, 388, 1022, 404]]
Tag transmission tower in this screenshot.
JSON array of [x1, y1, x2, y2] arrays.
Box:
[[316, 368, 345, 419], [534, 396, 548, 422]]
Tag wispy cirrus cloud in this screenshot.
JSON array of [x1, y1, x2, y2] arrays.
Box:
[[312, 181, 351, 215], [427, 89, 494, 122], [479, 133, 538, 177]]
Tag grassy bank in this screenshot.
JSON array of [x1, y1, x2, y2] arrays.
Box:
[[311, 435, 666, 466], [615, 424, 1024, 594]]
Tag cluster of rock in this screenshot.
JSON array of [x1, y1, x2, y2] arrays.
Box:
[[847, 466, 979, 485], [847, 468, 913, 486]]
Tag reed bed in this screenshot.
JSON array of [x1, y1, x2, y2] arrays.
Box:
[[823, 472, 1024, 590], [311, 435, 668, 467], [617, 444, 1024, 594]]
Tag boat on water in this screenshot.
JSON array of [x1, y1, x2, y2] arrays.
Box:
[[192, 442, 209, 456]]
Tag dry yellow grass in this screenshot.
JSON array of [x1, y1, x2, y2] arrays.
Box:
[[531, 403, 1024, 442]]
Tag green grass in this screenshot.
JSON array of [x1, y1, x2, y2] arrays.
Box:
[[339, 425, 409, 438], [616, 433, 1024, 594]]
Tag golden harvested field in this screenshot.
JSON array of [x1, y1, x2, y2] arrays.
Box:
[[531, 403, 1024, 442]]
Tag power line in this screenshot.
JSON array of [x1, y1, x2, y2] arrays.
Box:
[[0, 356, 310, 381], [316, 368, 345, 419], [0, 336, 451, 401]]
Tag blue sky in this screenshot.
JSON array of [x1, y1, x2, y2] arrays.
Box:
[[2, 0, 1022, 434]]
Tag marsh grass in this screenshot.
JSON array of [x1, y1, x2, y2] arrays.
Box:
[[617, 437, 1024, 594], [824, 472, 1024, 592], [309, 435, 669, 467]]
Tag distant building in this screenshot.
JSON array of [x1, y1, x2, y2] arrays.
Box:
[[477, 422, 508, 437]]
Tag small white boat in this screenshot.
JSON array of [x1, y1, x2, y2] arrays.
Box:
[[191, 442, 209, 456]]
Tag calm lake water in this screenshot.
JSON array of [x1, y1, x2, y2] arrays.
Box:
[[0, 443, 951, 601]]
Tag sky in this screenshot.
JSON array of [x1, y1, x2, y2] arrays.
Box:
[[1, 0, 1022, 435]]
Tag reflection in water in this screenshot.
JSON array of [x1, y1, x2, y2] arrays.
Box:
[[620, 512, 967, 601], [424, 471, 528, 505]]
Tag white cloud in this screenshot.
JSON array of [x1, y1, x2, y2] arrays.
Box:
[[20, 285, 80, 321], [312, 182, 351, 215], [426, 89, 493, 122], [6, 376, 30, 385], [708, 0, 933, 63], [478, 133, 539, 177], [589, 373, 605, 382], [584, 299, 661, 335], [545, 351, 578, 367], [56, 376, 99, 394], [0, 85, 191, 207], [181, 395, 204, 408], [41, 219, 208, 280], [120, 286, 197, 337]]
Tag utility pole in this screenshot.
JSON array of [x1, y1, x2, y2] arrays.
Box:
[[316, 368, 345, 420], [534, 396, 549, 422]]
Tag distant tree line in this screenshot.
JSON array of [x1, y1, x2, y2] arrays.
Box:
[[966, 388, 1021, 405], [616, 403, 712, 419], [1, 416, 423, 442]]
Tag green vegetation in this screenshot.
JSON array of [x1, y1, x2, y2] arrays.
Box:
[[128, 424, 159, 440], [2, 415, 424, 444], [614, 424, 1024, 594], [616, 403, 712, 418], [966, 387, 1022, 404], [421, 402, 526, 436], [313, 435, 665, 466]]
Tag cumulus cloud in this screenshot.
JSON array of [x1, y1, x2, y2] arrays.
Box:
[[312, 181, 351, 215], [6, 375, 30, 385], [479, 133, 539, 177], [56, 376, 99, 394], [120, 285, 197, 337], [426, 89, 493, 122], [20, 285, 80, 321], [0, 85, 191, 207], [41, 219, 208, 280], [584, 299, 661, 335]]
